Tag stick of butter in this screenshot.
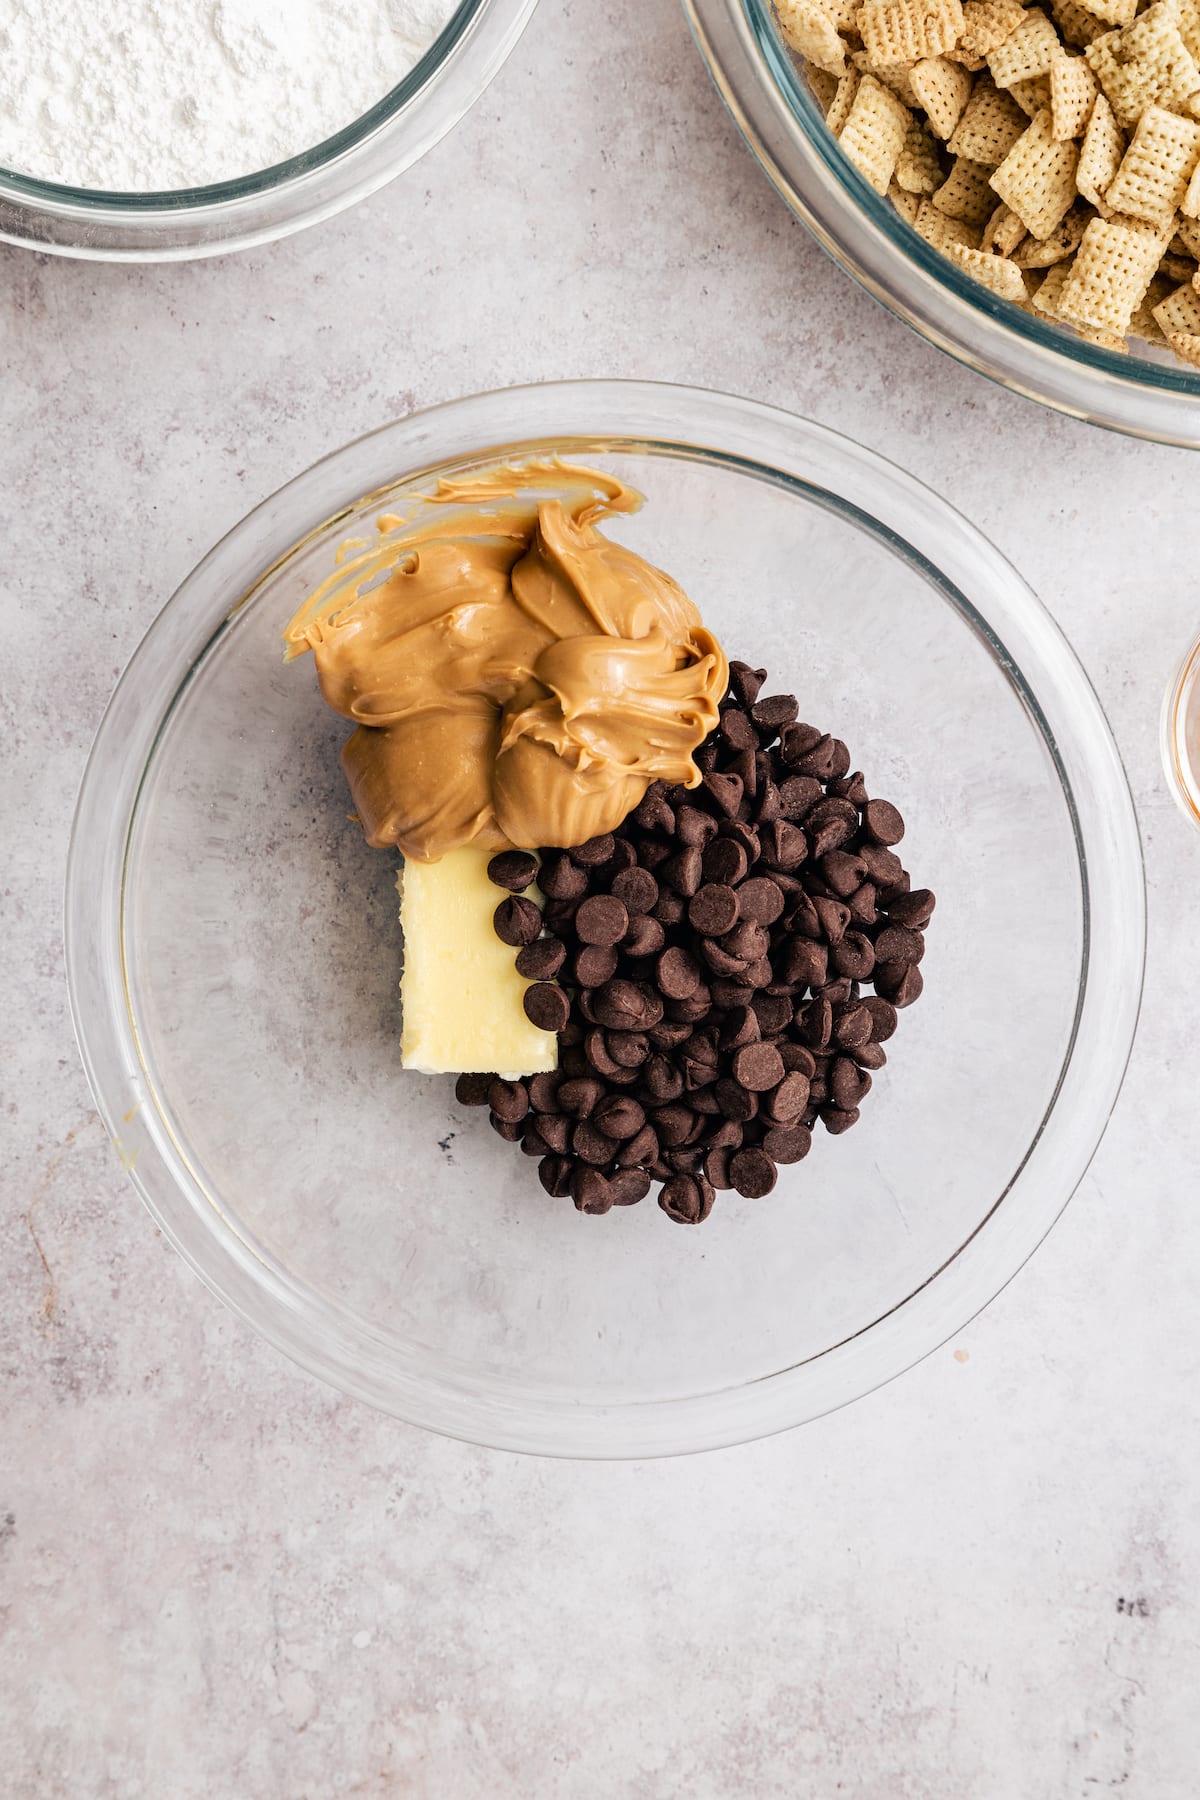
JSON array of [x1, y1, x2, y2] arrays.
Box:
[[398, 844, 558, 1079]]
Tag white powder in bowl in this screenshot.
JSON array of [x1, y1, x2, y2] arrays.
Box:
[[0, 0, 460, 192]]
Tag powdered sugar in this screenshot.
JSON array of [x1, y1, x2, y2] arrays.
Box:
[[0, 0, 458, 191]]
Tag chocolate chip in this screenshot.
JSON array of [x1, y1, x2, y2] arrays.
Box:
[[488, 1078, 529, 1123], [780, 1042, 817, 1078], [730, 661, 767, 706], [798, 997, 832, 1048], [864, 799, 905, 846], [592, 979, 654, 1030], [778, 775, 822, 820], [574, 945, 618, 988], [831, 1058, 872, 1110], [750, 993, 792, 1036], [718, 709, 757, 752], [821, 1106, 860, 1135], [633, 786, 676, 833], [489, 1114, 523, 1142], [486, 850, 539, 892], [721, 918, 767, 962], [523, 983, 570, 1033], [573, 1119, 621, 1166], [608, 1030, 650, 1068], [539, 1155, 573, 1197], [729, 1148, 777, 1198], [557, 1077, 604, 1117], [622, 913, 666, 957], [571, 1167, 614, 1213], [781, 935, 828, 989], [538, 855, 588, 900], [886, 887, 936, 929], [493, 896, 542, 946], [527, 1072, 560, 1112], [702, 837, 749, 886], [732, 1041, 785, 1091], [611, 866, 659, 913], [762, 1125, 812, 1164], [714, 1078, 758, 1121], [643, 1054, 684, 1102], [862, 996, 898, 1042], [704, 771, 745, 817], [689, 882, 740, 936], [537, 1114, 571, 1153], [832, 931, 875, 980], [609, 1169, 651, 1206], [659, 1174, 715, 1224], [676, 804, 718, 848], [454, 1073, 493, 1107], [705, 1145, 734, 1189], [515, 936, 566, 981], [874, 924, 925, 966], [617, 1124, 659, 1167], [659, 846, 703, 897], [759, 820, 808, 870], [858, 842, 904, 886], [750, 693, 799, 736], [593, 1095, 646, 1140], [852, 1041, 888, 1070], [765, 1070, 810, 1124], [811, 896, 850, 944], [734, 875, 784, 926], [656, 944, 702, 999], [833, 1003, 872, 1049], [572, 833, 615, 866], [575, 894, 629, 947], [876, 962, 924, 1007]]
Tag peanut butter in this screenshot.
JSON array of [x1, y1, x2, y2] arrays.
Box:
[[284, 461, 728, 861]]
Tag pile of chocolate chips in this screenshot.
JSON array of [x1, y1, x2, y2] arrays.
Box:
[[455, 661, 934, 1225]]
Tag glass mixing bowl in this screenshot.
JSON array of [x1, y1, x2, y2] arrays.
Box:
[[66, 380, 1144, 1456], [0, 0, 537, 261], [684, 0, 1200, 448]]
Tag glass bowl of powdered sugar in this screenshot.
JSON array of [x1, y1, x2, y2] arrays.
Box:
[[0, 0, 538, 260]]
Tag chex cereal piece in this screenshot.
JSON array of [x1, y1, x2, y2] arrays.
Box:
[[826, 66, 863, 132], [1175, 214, 1200, 252], [910, 56, 974, 133], [947, 240, 1031, 294], [1085, 5, 1200, 129], [859, 0, 966, 64], [1075, 89, 1124, 203], [889, 178, 924, 217], [959, 0, 1027, 60], [1057, 211, 1170, 328], [1079, 0, 1136, 27], [809, 66, 842, 110], [1104, 104, 1200, 223], [1010, 73, 1054, 112], [853, 50, 923, 107], [778, 0, 848, 72], [1128, 270, 1173, 336], [1012, 197, 1091, 258], [988, 9, 1066, 85], [949, 75, 1030, 160], [1049, 55, 1099, 137], [896, 117, 947, 188], [982, 198, 1029, 249], [913, 194, 985, 244], [936, 152, 1002, 218], [989, 105, 1080, 233], [838, 71, 912, 189], [1152, 276, 1200, 331], [1180, 0, 1200, 62], [1051, 0, 1109, 50], [1183, 156, 1200, 215], [1166, 328, 1200, 362], [1031, 257, 1076, 311]]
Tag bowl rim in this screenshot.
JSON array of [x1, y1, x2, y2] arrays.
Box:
[[683, 0, 1200, 449], [0, 0, 538, 260], [64, 378, 1146, 1457]]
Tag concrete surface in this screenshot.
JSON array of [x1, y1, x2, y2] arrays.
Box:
[[3, 0, 1199, 1793]]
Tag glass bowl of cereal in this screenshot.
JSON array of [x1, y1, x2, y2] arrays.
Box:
[[685, 0, 1200, 447], [0, 0, 537, 261], [65, 380, 1144, 1457]]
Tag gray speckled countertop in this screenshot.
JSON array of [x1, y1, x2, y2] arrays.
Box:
[[4, 1, 1199, 1793]]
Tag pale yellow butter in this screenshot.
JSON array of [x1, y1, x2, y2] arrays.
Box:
[[398, 845, 558, 1078]]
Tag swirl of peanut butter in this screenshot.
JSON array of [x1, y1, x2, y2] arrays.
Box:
[[284, 461, 728, 862]]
